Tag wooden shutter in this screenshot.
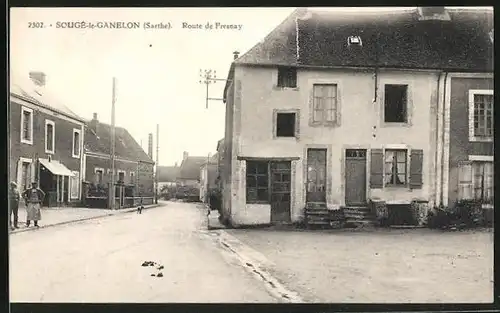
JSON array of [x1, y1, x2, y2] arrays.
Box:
[[409, 149, 424, 189], [458, 161, 473, 199], [370, 149, 384, 189], [336, 85, 341, 127]]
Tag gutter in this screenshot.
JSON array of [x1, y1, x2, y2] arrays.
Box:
[[438, 72, 449, 207], [433, 73, 442, 208]]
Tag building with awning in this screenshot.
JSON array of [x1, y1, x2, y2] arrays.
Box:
[[9, 71, 86, 207]]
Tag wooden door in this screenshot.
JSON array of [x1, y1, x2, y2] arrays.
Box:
[[270, 161, 291, 223], [345, 149, 367, 206]]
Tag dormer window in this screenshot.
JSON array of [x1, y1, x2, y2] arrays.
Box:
[[347, 36, 362, 46]]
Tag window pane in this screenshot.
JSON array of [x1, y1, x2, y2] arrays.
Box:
[[257, 188, 268, 201], [256, 175, 268, 187], [396, 151, 407, 162], [256, 162, 268, 174], [247, 188, 257, 201]]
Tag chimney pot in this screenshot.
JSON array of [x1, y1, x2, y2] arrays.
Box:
[[29, 71, 47, 86], [93, 113, 98, 121], [233, 51, 240, 60]]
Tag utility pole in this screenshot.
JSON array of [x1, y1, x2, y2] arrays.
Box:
[[198, 69, 228, 109], [155, 124, 159, 204], [109, 77, 117, 210]]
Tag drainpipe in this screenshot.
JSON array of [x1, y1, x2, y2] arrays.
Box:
[[433, 73, 442, 208], [439, 72, 449, 207]]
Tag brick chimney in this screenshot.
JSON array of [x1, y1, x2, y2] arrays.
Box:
[[29, 71, 46, 86], [233, 51, 240, 60], [183, 151, 188, 161], [89, 112, 99, 134]]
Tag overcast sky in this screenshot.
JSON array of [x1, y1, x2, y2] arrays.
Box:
[[9, 7, 489, 166]]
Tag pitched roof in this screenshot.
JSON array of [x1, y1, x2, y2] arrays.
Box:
[[216, 138, 224, 151], [230, 7, 493, 70], [157, 165, 180, 182], [179, 156, 207, 180], [295, 8, 493, 71], [9, 74, 85, 122], [84, 122, 153, 163]]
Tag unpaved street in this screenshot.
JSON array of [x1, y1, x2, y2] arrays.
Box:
[[9, 202, 277, 303], [226, 227, 494, 303]]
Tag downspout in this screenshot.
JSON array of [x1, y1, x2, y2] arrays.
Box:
[[433, 73, 442, 208], [439, 72, 449, 207]]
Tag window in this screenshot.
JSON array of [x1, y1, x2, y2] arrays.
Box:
[[276, 113, 296, 137], [458, 160, 494, 205], [118, 171, 125, 182], [384, 149, 408, 186], [94, 168, 104, 184], [277, 66, 297, 88], [312, 84, 338, 125], [45, 120, 55, 153], [21, 106, 34, 145], [469, 90, 493, 141], [130, 171, 135, 184], [21, 161, 32, 191], [246, 161, 269, 203], [70, 171, 80, 199], [72, 129, 81, 158], [384, 84, 408, 123], [306, 149, 327, 202]]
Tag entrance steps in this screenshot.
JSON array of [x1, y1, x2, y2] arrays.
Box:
[[343, 206, 376, 227]]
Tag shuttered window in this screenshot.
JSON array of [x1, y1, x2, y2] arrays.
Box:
[[370, 148, 423, 189], [246, 161, 269, 203]]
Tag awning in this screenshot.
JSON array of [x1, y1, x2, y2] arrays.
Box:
[[38, 158, 74, 176]]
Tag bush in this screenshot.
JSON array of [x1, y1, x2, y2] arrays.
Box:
[[427, 207, 453, 229], [427, 200, 487, 230]]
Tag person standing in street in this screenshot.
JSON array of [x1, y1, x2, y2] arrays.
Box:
[[9, 181, 20, 230], [22, 182, 45, 228]]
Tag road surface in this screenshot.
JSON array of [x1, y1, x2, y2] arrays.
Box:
[[9, 202, 278, 303]]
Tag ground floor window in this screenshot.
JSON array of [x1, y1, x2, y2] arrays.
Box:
[[246, 161, 269, 203], [458, 160, 494, 205], [306, 149, 327, 202], [384, 149, 408, 187], [245, 160, 292, 204], [70, 171, 80, 199], [21, 161, 32, 191]]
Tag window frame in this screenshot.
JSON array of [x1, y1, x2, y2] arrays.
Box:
[[273, 109, 300, 139], [45, 119, 55, 154], [468, 89, 494, 142], [94, 167, 104, 184], [276, 66, 298, 89], [130, 171, 136, 184], [246, 160, 271, 204], [383, 84, 409, 125], [70, 171, 80, 200], [72, 128, 81, 158], [117, 170, 126, 183], [383, 148, 409, 188], [311, 83, 339, 126], [458, 156, 494, 208], [20, 106, 34, 145], [380, 81, 413, 127], [308, 80, 342, 128]]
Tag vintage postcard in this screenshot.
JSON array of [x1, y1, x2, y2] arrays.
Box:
[[8, 6, 494, 304]]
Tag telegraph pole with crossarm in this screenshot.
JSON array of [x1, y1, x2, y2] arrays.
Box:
[[198, 69, 230, 108]]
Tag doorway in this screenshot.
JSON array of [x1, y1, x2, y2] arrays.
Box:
[[270, 161, 292, 223], [345, 149, 367, 206]]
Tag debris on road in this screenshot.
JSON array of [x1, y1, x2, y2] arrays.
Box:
[[157, 272, 164, 277]]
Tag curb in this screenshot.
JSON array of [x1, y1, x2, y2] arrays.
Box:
[[10, 203, 162, 234], [201, 229, 304, 303]]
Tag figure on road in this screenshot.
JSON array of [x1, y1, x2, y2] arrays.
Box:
[[9, 181, 20, 230], [22, 182, 45, 228]]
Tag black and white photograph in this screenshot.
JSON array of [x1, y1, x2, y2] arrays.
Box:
[[8, 6, 494, 305]]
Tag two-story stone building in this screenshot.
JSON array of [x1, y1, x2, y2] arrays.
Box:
[[9, 71, 86, 207], [220, 7, 493, 227]]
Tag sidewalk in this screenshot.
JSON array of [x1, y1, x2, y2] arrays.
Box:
[[9, 203, 161, 234]]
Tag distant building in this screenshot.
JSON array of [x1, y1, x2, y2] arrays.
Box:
[[157, 164, 180, 189], [177, 151, 206, 187], [199, 153, 218, 202], [83, 112, 155, 207], [9, 71, 86, 207]]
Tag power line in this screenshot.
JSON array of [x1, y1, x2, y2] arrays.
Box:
[[198, 69, 228, 108]]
